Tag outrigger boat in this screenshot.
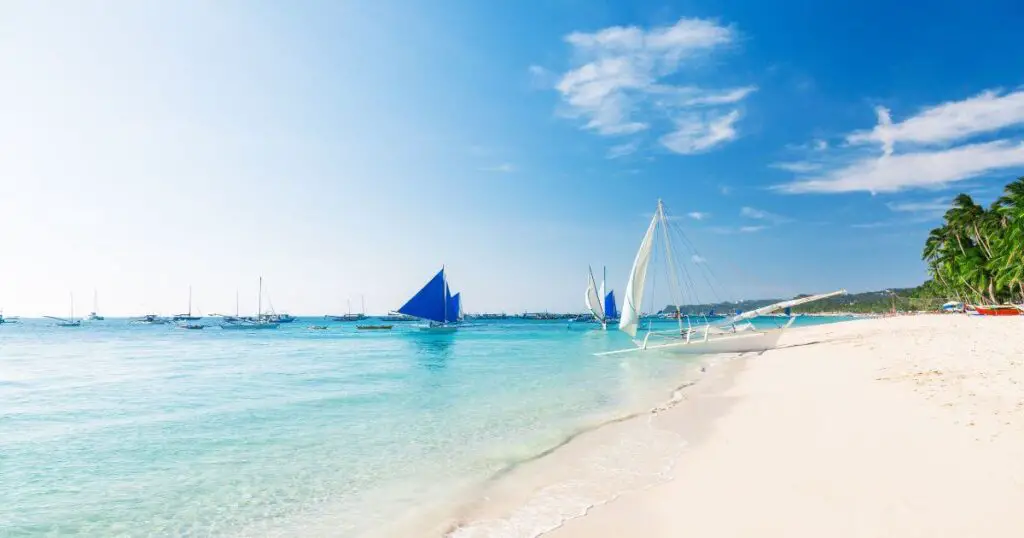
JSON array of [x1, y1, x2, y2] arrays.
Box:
[[397, 267, 462, 332], [583, 265, 618, 330], [967, 304, 1022, 316], [599, 200, 845, 356], [46, 293, 82, 327]]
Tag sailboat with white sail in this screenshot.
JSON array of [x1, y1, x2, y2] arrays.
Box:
[[584, 266, 619, 330], [87, 290, 104, 321], [220, 277, 279, 330], [46, 293, 82, 327], [173, 286, 201, 321], [397, 267, 462, 332], [601, 200, 845, 356]]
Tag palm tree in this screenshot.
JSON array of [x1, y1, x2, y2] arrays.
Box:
[[921, 176, 1024, 305]]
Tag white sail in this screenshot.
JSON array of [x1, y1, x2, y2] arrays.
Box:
[[619, 208, 660, 337], [585, 266, 605, 320], [724, 289, 847, 324]]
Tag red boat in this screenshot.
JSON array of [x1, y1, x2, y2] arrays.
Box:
[[968, 305, 1023, 316]]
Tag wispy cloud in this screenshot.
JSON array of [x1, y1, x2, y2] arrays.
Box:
[[770, 161, 821, 173], [739, 225, 765, 233], [691, 254, 707, 263], [719, 185, 732, 195], [480, 163, 515, 173], [776, 89, 1024, 194], [607, 140, 640, 159], [886, 198, 949, 215], [779, 140, 1024, 194], [847, 89, 1024, 152], [740, 206, 788, 224], [548, 18, 755, 154], [687, 211, 710, 220], [660, 110, 742, 154], [850, 222, 889, 229]]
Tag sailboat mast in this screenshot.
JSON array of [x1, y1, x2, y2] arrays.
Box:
[[361, 295, 365, 315], [258, 277, 262, 318], [235, 290, 239, 317], [188, 285, 192, 316], [70, 292, 74, 321]]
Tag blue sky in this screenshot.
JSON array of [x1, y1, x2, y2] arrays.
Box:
[[3, 0, 1024, 315]]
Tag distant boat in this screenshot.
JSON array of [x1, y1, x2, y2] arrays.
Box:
[[172, 286, 201, 321], [46, 293, 82, 327], [265, 313, 296, 323], [308, 325, 329, 330], [381, 311, 418, 322], [327, 296, 367, 322], [177, 323, 204, 330], [584, 265, 618, 330], [87, 290, 104, 321], [221, 277, 279, 330], [131, 314, 170, 325], [398, 267, 462, 332], [357, 324, 393, 331]]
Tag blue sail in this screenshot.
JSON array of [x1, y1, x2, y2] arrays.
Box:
[[444, 283, 453, 323], [450, 292, 461, 321], [398, 268, 448, 323], [604, 290, 618, 319]]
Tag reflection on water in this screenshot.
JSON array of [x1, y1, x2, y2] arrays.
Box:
[[410, 332, 456, 370]]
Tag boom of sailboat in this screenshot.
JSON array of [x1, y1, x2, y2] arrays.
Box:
[[597, 200, 846, 356]]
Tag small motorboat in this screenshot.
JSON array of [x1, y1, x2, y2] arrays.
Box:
[[178, 323, 205, 330], [308, 325, 329, 330], [357, 324, 393, 331]]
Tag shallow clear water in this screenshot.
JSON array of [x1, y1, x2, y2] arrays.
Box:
[[1, 316, 848, 536]]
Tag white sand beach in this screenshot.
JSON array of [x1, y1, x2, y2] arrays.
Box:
[[544, 315, 1024, 538], [448, 315, 1024, 537]]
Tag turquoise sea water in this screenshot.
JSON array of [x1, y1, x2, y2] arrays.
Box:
[[1, 316, 847, 537]]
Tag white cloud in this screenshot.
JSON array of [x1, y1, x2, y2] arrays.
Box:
[[687, 211, 709, 220], [740, 206, 787, 223], [480, 163, 515, 173], [770, 161, 820, 173], [886, 198, 949, 214], [777, 140, 1024, 194], [813, 139, 828, 151], [776, 88, 1024, 194], [719, 185, 732, 195], [847, 89, 1024, 152], [739, 225, 765, 233], [552, 18, 753, 152], [607, 140, 640, 159], [660, 110, 741, 154], [691, 254, 707, 263]]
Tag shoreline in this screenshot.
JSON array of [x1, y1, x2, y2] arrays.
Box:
[[413, 342, 759, 537], [417, 315, 1024, 538], [542, 315, 1024, 537]]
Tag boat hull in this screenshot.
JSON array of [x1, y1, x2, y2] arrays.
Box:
[[643, 328, 785, 355], [969, 305, 1022, 316], [419, 325, 458, 333], [220, 322, 279, 330]]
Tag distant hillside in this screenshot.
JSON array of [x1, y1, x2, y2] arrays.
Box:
[[662, 285, 948, 315]]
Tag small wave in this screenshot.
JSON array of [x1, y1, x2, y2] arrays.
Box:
[[443, 360, 720, 538]]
